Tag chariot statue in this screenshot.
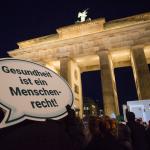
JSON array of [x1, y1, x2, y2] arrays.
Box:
[[76, 8, 91, 23]]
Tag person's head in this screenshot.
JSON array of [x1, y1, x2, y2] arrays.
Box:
[[65, 105, 75, 118], [110, 119, 117, 129], [118, 123, 130, 140], [126, 112, 135, 122], [99, 118, 107, 134], [88, 116, 100, 136], [98, 116, 112, 135]]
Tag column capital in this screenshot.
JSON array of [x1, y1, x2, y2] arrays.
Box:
[[131, 44, 145, 50], [96, 49, 109, 56], [59, 55, 70, 59], [58, 55, 73, 61]]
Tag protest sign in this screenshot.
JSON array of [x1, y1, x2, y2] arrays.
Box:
[[0, 58, 74, 128]]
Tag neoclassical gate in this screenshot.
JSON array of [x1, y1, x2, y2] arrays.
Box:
[[8, 12, 150, 117]]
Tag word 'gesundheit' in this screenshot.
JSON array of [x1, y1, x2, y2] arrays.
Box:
[[1, 65, 52, 77]]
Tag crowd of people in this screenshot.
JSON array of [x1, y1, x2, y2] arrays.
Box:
[[83, 112, 150, 150], [0, 106, 150, 150]]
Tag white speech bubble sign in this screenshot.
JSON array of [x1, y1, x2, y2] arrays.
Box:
[[0, 58, 74, 128]]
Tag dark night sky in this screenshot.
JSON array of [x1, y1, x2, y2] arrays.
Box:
[[0, 0, 150, 113]]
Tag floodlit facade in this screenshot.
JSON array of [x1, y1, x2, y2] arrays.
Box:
[[8, 12, 150, 117]]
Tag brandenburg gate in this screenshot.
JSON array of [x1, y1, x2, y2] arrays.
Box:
[[8, 12, 150, 117]]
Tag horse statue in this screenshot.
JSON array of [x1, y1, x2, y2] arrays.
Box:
[[76, 8, 91, 23]]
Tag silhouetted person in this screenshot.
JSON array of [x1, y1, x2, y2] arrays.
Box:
[[118, 123, 133, 150], [0, 105, 85, 150], [1, 119, 77, 150], [64, 105, 85, 150], [84, 116, 101, 150], [126, 112, 148, 150], [85, 116, 120, 150]]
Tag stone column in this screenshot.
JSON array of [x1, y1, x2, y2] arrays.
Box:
[[59, 56, 71, 83], [59, 57, 83, 118], [98, 50, 119, 116], [131, 46, 150, 99]]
